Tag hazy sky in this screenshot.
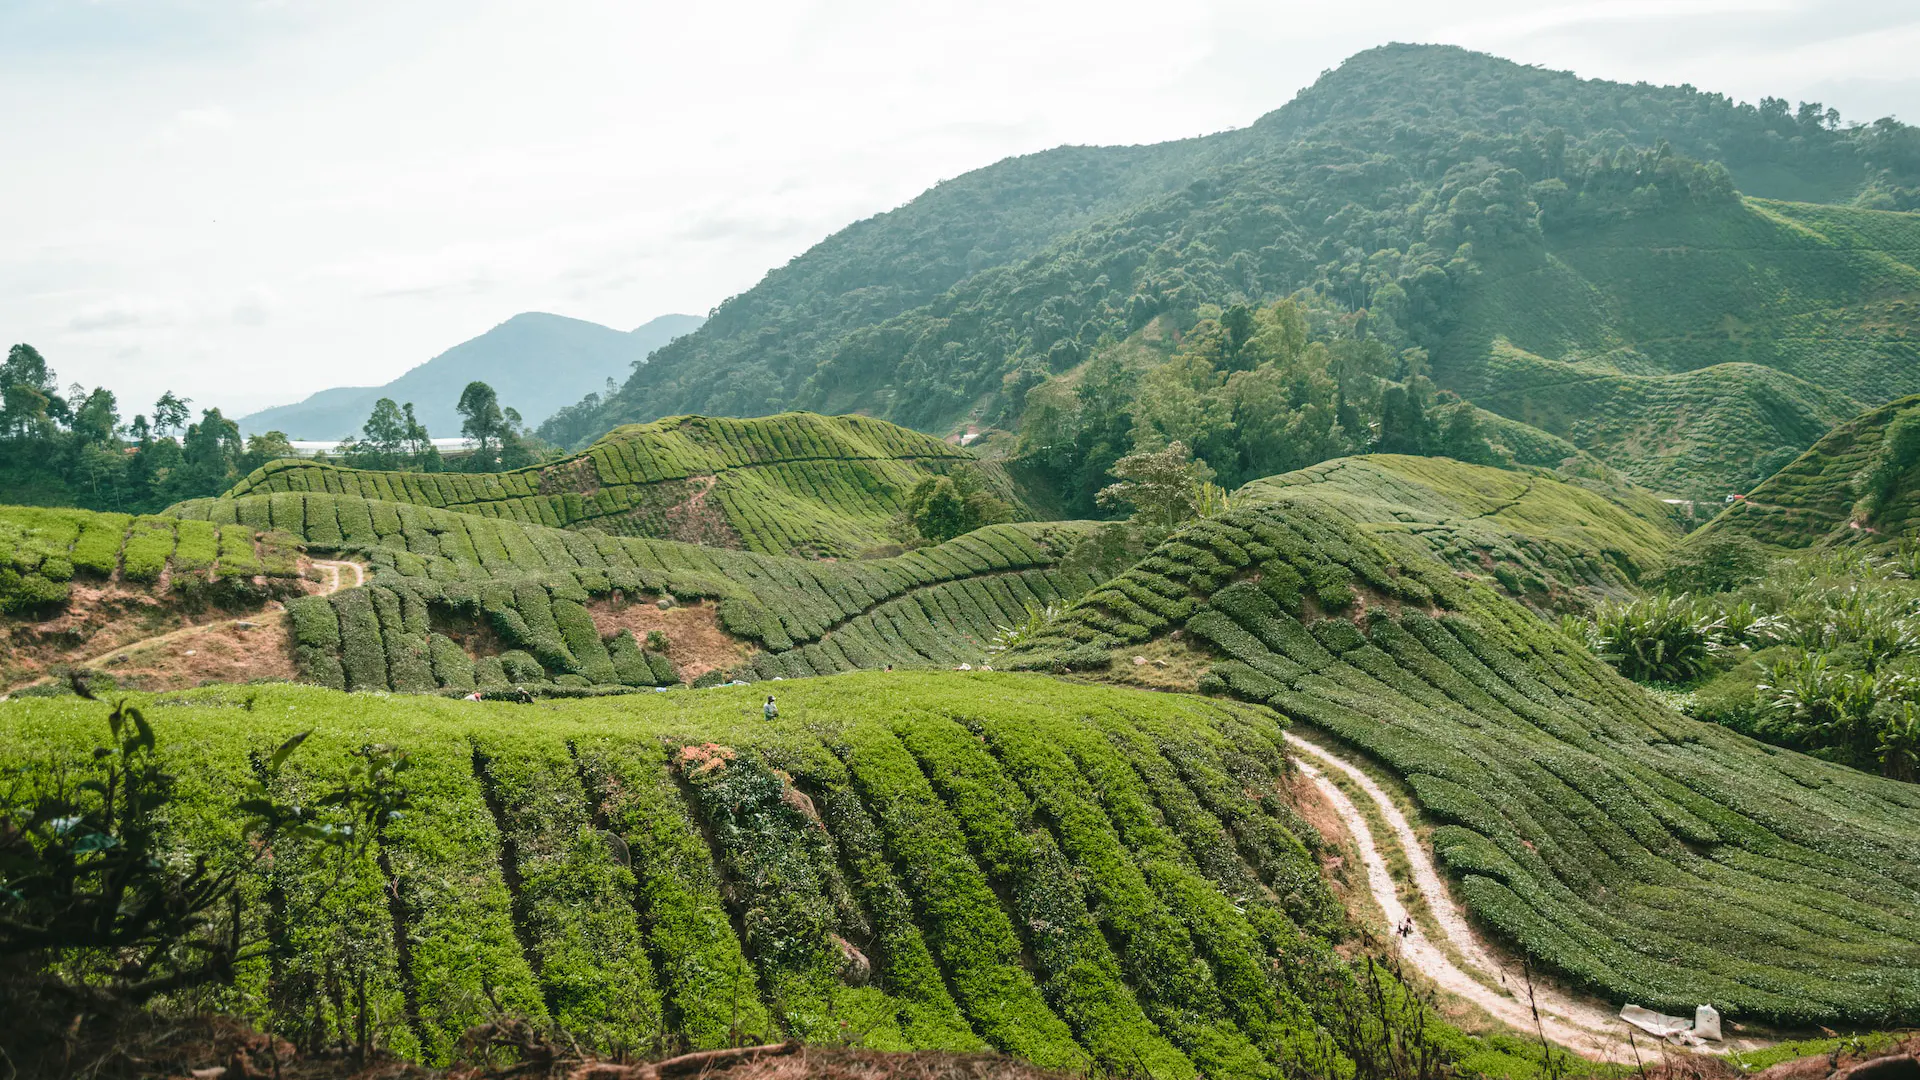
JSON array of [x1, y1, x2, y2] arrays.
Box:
[[4, 0, 1917, 421]]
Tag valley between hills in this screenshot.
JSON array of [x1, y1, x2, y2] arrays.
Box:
[[4, 40, 1920, 1080]]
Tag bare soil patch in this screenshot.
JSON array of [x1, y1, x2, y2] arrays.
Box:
[[99, 611, 299, 691], [588, 595, 752, 681]]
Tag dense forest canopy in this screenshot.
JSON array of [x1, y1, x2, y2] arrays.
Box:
[[540, 43, 1920, 457]]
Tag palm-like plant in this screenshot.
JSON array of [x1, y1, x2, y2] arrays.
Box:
[[1593, 593, 1723, 683]]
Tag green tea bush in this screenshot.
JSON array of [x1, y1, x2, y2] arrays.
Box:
[[1007, 499, 1920, 1026], [221, 413, 1023, 559]]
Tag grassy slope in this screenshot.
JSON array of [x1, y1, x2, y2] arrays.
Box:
[[1236, 455, 1680, 610], [1462, 343, 1858, 497], [1006, 500, 1920, 1026], [1439, 198, 1920, 493], [1693, 394, 1920, 549], [224, 413, 1019, 559], [0, 673, 1506, 1075], [166, 491, 1101, 689]]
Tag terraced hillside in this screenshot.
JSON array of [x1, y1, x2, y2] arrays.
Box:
[[1447, 199, 1920, 415], [224, 413, 1018, 558], [1462, 344, 1859, 497], [1237, 455, 1679, 610], [168, 491, 1101, 689], [0, 505, 311, 690], [1693, 394, 1920, 549], [0, 675, 1540, 1076], [1006, 500, 1920, 1026]]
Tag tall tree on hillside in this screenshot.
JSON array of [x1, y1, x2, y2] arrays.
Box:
[[152, 391, 192, 438], [360, 397, 407, 468], [1, 344, 63, 439], [401, 402, 442, 472], [457, 381, 506, 469]]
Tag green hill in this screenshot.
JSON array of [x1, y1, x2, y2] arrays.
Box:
[[1692, 394, 1920, 549], [1457, 343, 1860, 496], [1236, 454, 1680, 608], [225, 413, 1018, 558], [0, 674, 1539, 1074], [1005, 500, 1920, 1025], [542, 44, 1920, 461], [167, 491, 1101, 689]]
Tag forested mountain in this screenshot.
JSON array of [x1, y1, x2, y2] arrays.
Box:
[[243, 312, 703, 440], [541, 44, 1920, 500]]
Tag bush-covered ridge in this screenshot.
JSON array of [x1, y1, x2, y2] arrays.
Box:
[[222, 413, 1014, 558], [1005, 499, 1920, 1025], [542, 44, 1920, 459], [1695, 394, 1920, 549], [0, 504, 303, 612], [0, 675, 1503, 1074], [169, 491, 1100, 688], [1236, 454, 1680, 609], [1458, 344, 1860, 498]]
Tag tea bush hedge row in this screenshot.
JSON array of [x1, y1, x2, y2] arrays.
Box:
[[1237, 454, 1679, 610], [1695, 393, 1920, 550], [1444, 199, 1920, 494], [219, 413, 1018, 557], [0, 504, 303, 611], [0, 675, 1480, 1072], [1007, 500, 1920, 1027], [185, 491, 1097, 687]]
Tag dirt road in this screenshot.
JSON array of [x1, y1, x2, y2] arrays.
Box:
[[0, 558, 364, 699], [1285, 731, 1772, 1063]]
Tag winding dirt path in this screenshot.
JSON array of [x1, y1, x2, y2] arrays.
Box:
[[0, 558, 365, 700], [1285, 731, 1773, 1063]]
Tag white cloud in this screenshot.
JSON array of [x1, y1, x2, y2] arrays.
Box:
[[149, 104, 236, 145]]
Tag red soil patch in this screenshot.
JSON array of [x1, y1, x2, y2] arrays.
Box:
[[588, 595, 751, 681], [99, 611, 299, 692], [1, 557, 335, 693]]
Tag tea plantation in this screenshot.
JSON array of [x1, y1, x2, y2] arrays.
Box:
[[0, 504, 303, 612], [1461, 344, 1859, 497], [1235, 455, 1680, 609], [1693, 394, 1920, 550], [222, 413, 1020, 557], [0, 674, 1533, 1075], [1446, 198, 1920, 412], [1006, 500, 1920, 1026], [167, 491, 1101, 687]]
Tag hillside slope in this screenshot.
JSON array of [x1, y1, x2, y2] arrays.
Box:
[[0, 675, 1460, 1075], [1237, 455, 1679, 609], [167, 490, 1101, 687], [224, 413, 1016, 558], [543, 44, 1920, 447], [1005, 500, 1920, 1025], [240, 313, 703, 439], [0, 505, 310, 691], [1693, 394, 1920, 549], [1458, 344, 1860, 496]]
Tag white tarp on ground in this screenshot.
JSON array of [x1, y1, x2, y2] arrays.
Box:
[[1620, 1004, 1722, 1044]]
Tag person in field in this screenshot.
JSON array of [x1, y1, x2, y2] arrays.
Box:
[[764, 695, 778, 720]]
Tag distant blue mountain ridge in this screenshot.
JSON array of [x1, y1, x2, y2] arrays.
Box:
[[238, 311, 704, 440]]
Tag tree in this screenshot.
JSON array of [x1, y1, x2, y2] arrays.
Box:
[[359, 398, 407, 468], [898, 464, 1012, 543], [457, 381, 506, 469], [152, 391, 192, 438], [1, 344, 61, 440], [240, 431, 295, 474], [1097, 441, 1214, 529]]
